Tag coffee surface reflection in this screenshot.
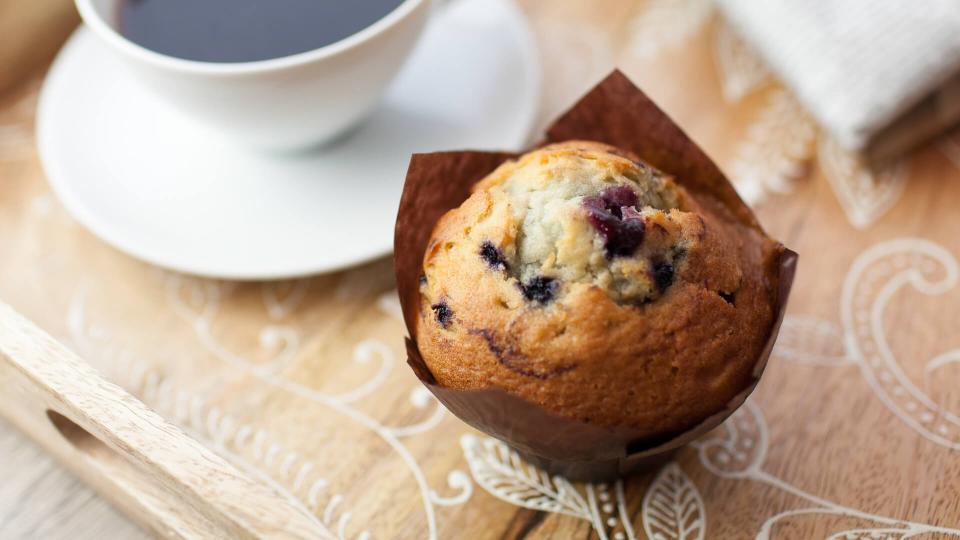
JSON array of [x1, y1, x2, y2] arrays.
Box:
[[119, 0, 407, 63]]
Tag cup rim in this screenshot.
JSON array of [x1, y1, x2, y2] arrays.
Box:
[[75, 0, 428, 75]]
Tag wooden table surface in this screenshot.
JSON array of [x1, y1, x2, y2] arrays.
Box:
[[3, 0, 960, 538], [0, 418, 148, 539]]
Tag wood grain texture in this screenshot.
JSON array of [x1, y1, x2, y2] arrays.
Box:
[[1, 0, 960, 538], [0, 301, 332, 539], [0, 418, 148, 539]]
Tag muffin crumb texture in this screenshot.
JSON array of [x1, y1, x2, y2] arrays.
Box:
[[416, 141, 782, 438]]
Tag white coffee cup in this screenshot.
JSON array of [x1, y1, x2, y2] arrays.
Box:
[[75, 0, 432, 150]]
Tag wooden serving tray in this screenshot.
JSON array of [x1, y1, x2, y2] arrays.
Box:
[[3, 1, 960, 538]]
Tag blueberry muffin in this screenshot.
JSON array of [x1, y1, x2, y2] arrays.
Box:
[[416, 141, 783, 438]]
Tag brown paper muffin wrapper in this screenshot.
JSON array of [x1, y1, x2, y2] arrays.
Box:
[[395, 70, 798, 481]]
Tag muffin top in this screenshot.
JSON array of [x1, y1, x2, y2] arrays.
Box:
[[416, 141, 782, 438]]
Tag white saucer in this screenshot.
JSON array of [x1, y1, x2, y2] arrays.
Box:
[[37, 0, 539, 280]]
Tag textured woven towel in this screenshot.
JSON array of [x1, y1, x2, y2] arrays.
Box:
[[718, 0, 960, 152]]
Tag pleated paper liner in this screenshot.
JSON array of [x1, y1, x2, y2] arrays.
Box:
[[395, 70, 798, 481]]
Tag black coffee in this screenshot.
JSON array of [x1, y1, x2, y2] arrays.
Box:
[[118, 0, 407, 63]]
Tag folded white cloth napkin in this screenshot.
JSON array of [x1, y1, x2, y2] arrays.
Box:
[[718, 0, 960, 151]]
